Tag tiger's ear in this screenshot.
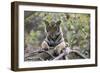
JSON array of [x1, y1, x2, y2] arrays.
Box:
[[56, 20, 61, 25], [44, 20, 49, 26]]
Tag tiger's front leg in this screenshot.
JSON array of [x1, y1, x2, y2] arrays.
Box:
[[54, 41, 66, 55], [41, 41, 50, 51]]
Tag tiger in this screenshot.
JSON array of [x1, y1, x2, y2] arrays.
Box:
[[41, 20, 67, 55]]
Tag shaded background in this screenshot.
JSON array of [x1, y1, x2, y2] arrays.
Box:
[[24, 11, 90, 59]]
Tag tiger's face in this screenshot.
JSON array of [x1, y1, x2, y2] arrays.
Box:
[[44, 20, 61, 35]]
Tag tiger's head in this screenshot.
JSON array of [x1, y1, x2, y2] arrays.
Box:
[[44, 20, 61, 35]]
